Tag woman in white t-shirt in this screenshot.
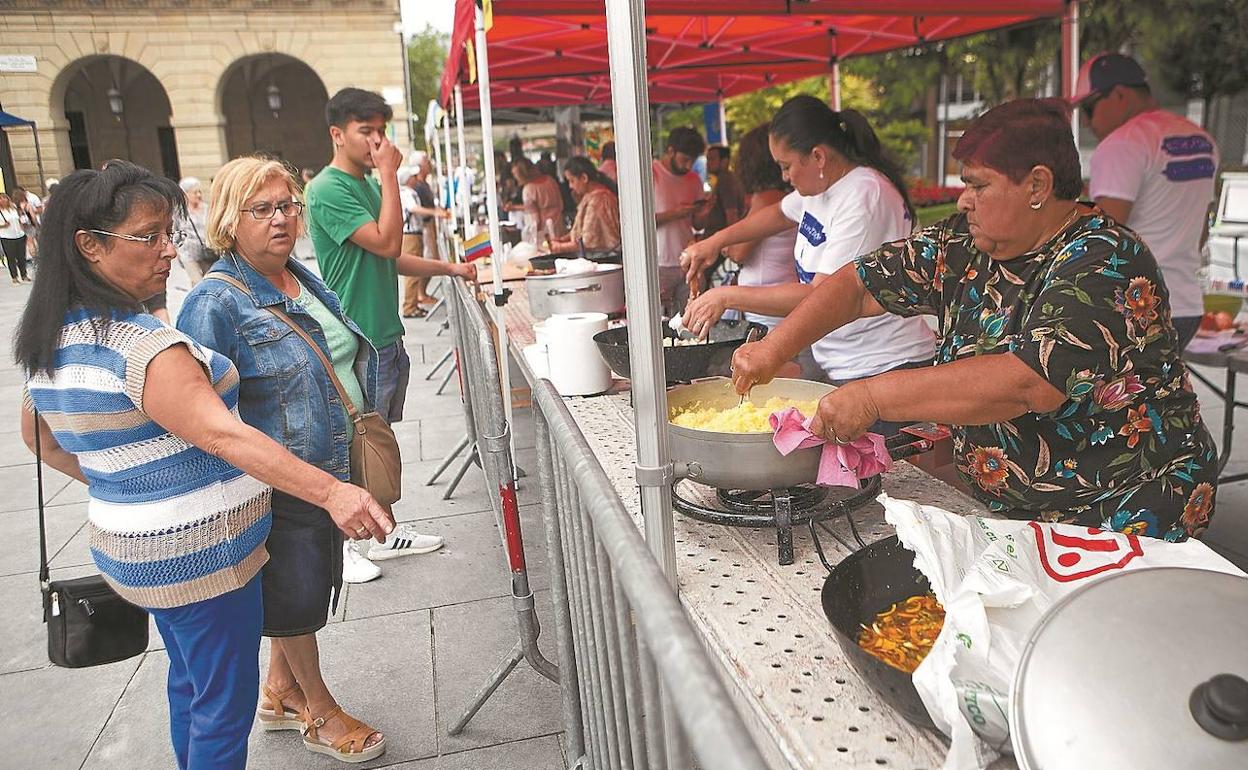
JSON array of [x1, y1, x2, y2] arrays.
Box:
[[0, 192, 31, 285], [682, 96, 934, 395]]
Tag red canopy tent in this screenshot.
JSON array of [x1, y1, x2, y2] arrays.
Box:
[[440, 0, 1068, 109]]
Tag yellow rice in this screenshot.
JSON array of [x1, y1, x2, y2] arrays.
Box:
[[669, 397, 819, 434]]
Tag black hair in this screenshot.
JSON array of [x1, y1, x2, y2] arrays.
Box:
[[666, 127, 706, 158], [563, 156, 618, 195], [707, 145, 731, 162], [13, 161, 184, 377], [769, 95, 914, 220], [601, 141, 616, 161], [736, 123, 788, 195], [325, 87, 393, 129]]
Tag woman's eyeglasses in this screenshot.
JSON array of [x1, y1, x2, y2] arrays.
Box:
[[89, 229, 187, 249], [240, 201, 305, 220]]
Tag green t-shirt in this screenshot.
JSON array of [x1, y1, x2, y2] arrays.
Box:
[[290, 278, 366, 414], [305, 166, 402, 349]]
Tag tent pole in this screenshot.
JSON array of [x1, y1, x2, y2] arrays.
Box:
[[454, 84, 472, 231], [830, 61, 842, 111], [604, 0, 677, 586], [30, 123, 47, 195], [1063, 0, 1081, 150], [440, 108, 460, 239], [717, 97, 728, 145]]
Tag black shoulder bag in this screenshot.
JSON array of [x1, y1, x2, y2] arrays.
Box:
[[35, 409, 148, 668]]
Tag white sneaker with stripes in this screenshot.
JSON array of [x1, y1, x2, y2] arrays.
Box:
[[366, 523, 445, 561]]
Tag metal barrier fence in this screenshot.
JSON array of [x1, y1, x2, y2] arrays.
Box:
[[531, 381, 769, 770], [444, 277, 559, 735]]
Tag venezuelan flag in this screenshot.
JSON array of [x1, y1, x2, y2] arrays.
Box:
[[464, 232, 493, 262]]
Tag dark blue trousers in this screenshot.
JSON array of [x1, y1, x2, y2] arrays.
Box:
[[149, 575, 263, 770]]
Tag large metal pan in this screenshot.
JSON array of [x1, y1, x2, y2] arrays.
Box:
[[818, 535, 938, 731], [595, 319, 766, 383], [667, 376, 833, 490]]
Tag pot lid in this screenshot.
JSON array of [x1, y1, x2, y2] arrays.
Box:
[[1012, 567, 1248, 770]]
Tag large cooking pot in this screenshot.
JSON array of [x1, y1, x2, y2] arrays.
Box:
[[595, 319, 766, 383], [667, 376, 833, 490], [819, 535, 937, 730], [526, 264, 625, 320]]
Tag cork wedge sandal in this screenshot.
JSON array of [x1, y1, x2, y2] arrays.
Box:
[[257, 683, 306, 732], [302, 705, 387, 764]]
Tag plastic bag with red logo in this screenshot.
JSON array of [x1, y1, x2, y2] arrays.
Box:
[[878, 493, 1245, 770]]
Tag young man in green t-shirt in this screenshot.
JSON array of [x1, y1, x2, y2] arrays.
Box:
[[306, 88, 474, 581]]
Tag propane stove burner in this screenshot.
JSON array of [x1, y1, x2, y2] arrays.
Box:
[[672, 476, 881, 565]]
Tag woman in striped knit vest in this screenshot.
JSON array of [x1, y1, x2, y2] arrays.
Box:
[[15, 161, 395, 770]]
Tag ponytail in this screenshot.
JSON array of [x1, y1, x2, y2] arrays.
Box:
[[770, 95, 914, 221]]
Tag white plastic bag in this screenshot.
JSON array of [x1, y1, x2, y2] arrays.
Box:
[[879, 494, 1246, 770]]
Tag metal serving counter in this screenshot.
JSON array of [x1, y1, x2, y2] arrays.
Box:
[[496, 282, 995, 769]]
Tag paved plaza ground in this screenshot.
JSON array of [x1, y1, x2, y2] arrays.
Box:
[[0, 264, 1245, 770], [0, 269, 566, 769]]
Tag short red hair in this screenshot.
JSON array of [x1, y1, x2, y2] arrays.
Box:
[[953, 98, 1081, 200]]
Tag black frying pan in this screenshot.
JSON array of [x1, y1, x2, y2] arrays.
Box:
[[593, 318, 767, 383], [818, 534, 937, 730]]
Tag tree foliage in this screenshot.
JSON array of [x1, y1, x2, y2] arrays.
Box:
[[1131, 0, 1248, 112], [407, 24, 449, 150]]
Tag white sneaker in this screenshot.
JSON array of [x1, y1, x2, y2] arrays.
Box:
[[342, 541, 382, 584], [366, 523, 445, 561]]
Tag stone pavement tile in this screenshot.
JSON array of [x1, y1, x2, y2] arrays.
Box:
[[48, 509, 97, 571], [0, 654, 143, 770], [47, 474, 91, 506], [344, 507, 550, 621], [394, 449, 542, 523], [386, 734, 565, 770], [420, 418, 473, 462], [0, 463, 70, 513], [404, 387, 475, 420], [0, 563, 97, 674], [248, 611, 438, 769], [79, 652, 176, 769], [432, 591, 563, 754], [0, 502, 86, 577], [0, 439, 35, 468]]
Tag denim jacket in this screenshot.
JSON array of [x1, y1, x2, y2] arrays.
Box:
[[176, 252, 379, 481]]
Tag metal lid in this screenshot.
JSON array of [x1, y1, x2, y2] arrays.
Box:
[[1012, 567, 1248, 769]]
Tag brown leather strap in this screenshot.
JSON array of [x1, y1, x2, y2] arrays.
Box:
[[206, 272, 363, 424]]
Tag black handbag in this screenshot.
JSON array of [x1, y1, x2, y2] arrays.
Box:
[[35, 410, 149, 668]]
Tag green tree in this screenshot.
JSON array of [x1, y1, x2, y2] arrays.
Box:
[[1132, 0, 1248, 122], [407, 24, 449, 150], [946, 22, 1060, 107]]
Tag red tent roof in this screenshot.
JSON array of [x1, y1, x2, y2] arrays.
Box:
[[440, 0, 1065, 109]]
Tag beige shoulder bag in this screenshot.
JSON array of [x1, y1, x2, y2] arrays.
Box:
[[208, 273, 402, 506]]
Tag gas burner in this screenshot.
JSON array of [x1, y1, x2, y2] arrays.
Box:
[[673, 477, 881, 565]]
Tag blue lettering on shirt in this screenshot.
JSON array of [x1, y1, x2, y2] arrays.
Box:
[[795, 261, 816, 284], [1163, 157, 1215, 182], [1161, 134, 1214, 157], [798, 211, 827, 246]]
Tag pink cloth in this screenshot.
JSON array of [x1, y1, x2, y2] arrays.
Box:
[[769, 407, 893, 488]]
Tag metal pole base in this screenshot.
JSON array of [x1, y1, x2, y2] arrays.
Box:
[[443, 446, 480, 500], [424, 347, 453, 381], [425, 296, 447, 321], [425, 434, 471, 486], [436, 360, 458, 395]]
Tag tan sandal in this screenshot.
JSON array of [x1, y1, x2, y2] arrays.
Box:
[[301, 704, 386, 764], [257, 683, 305, 732]]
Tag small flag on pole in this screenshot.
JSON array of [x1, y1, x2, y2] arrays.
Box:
[[463, 231, 493, 262]]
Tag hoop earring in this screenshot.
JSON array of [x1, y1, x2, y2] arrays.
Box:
[[1029, 200, 1043, 210]]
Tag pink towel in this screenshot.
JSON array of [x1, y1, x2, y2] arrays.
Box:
[[769, 407, 893, 488]]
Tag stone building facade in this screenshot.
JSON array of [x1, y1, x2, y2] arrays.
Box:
[[0, 0, 410, 192]]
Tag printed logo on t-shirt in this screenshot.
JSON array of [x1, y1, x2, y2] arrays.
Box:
[[1160, 133, 1216, 182], [798, 211, 827, 246], [795, 261, 816, 284]]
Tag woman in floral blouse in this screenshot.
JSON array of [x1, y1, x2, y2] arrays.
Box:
[[731, 98, 1218, 541], [548, 156, 621, 253]]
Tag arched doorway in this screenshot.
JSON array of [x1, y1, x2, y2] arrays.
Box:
[[220, 54, 331, 172], [57, 56, 179, 178]]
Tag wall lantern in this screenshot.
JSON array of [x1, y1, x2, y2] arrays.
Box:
[[266, 83, 282, 118], [107, 86, 123, 118]]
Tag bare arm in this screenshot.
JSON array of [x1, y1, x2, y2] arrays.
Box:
[[396, 254, 476, 280], [656, 203, 697, 225], [681, 201, 793, 283], [346, 138, 405, 259], [1094, 196, 1134, 226], [723, 190, 785, 266], [21, 408, 87, 484], [143, 346, 393, 540]]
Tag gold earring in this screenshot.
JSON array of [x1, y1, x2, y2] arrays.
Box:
[[1030, 200, 1043, 210]]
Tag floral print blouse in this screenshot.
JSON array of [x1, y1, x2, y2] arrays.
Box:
[[571, 186, 621, 252], [856, 211, 1217, 541]]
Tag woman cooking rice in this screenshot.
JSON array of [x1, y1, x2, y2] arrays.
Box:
[[680, 95, 935, 396], [731, 98, 1219, 540]]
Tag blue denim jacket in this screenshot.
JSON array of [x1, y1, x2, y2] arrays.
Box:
[[177, 252, 379, 481]]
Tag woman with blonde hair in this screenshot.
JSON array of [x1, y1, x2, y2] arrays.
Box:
[[178, 156, 390, 763]]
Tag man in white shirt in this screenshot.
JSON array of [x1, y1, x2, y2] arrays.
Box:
[[1074, 52, 1218, 348], [652, 126, 707, 315]]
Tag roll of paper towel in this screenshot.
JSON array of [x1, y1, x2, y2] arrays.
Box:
[[545, 312, 611, 395]]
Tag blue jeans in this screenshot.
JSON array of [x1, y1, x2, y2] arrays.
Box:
[[375, 339, 411, 424], [149, 575, 263, 770]]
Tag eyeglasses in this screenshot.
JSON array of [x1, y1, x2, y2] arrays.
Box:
[[1080, 91, 1107, 120], [240, 201, 305, 220], [89, 229, 187, 249]]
